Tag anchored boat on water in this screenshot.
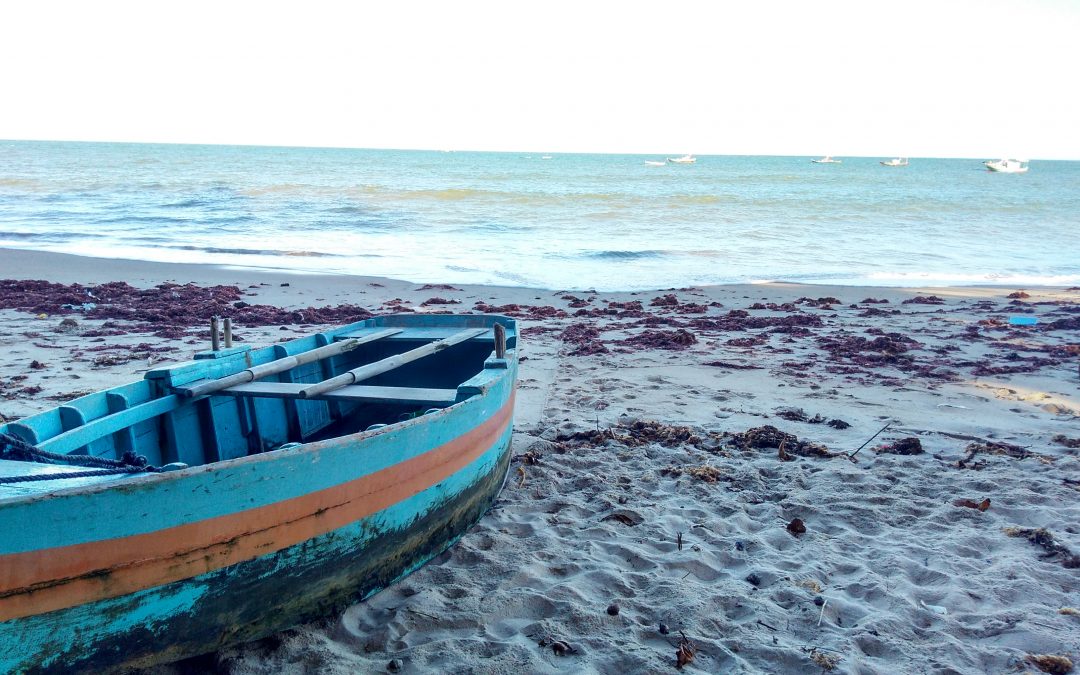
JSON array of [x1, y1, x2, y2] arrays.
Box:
[[0, 313, 517, 673], [984, 158, 1029, 173]]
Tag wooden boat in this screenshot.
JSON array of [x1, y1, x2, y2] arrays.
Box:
[[0, 313, 517, 673]]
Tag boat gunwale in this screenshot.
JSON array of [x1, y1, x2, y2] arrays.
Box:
[[0, 316, 517, 506]]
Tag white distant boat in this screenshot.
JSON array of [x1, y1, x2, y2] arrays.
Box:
[[667, 154, 696, 164], [644, 160, 667, 167], [811, 156, 842, 164], [984, 158, 1028, 173], [541, 155, 553, 160], [880, 157, 909, 167]]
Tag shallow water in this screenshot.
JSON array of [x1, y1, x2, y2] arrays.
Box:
[[1, 141, 1078, 290]]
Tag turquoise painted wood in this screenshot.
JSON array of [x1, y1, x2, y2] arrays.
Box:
[[0, 314, 517, 673]]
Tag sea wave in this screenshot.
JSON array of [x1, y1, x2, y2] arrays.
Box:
[[586, 250, 666, 260], [158, 244, 346, 258]]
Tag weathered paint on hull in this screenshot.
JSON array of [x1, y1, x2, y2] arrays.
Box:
[[0, 329, 516, 675], [4, 427, 512, 673]]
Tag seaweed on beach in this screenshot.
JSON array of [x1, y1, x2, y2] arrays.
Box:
[[726, 425, 834, 458], [617, 328, 697, 351], [556, 420, 725, 451], [1004, 527, 1080, 569], [473, 302, 568, 320], [901, 295, 946, 305], [817, 332, 921, 369], [687, 312, 824, 332], [559, 324, 609, 356], [0, 279, 375, 329]]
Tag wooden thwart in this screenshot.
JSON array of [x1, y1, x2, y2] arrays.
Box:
[[219, 382, 459, 406], [179, 329, 402, 398], [298, 328, 488, 399]]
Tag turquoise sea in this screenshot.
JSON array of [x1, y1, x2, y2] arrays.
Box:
[[1, 140, 1078, 290]]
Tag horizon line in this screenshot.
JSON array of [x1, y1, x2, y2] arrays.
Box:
[[1, 137, 1073, 162]]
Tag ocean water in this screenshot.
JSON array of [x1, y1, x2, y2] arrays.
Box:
[[1, 140, 1078, 291]]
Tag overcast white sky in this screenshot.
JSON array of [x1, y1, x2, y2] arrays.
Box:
[[2, 0, 1078, 158]]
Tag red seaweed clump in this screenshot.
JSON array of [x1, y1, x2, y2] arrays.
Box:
[[416, 283, 462, 291], [901, 295, 946, 305], [420, 297, 462, 306], [688, 312, 823, 332], [474, 302, 568, 320], [0, 279, 374, 329], [650, 294, 680, 307], [817, 332, 921, 368], [618, 329, 698, 351], [560, 324, 609, 356]]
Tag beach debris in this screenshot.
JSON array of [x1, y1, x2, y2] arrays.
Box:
[[809, 648, 840, 671], [952, 498, 991, 511], [776, 407, 827, 424], [558, 420, 723, 451], [818, 333, 921, 370], [1004, 527, 1080, 568], [787, 518, 807, 536], [1059, 607, 1079, 616], [516, 466, 526, 487], [28, 360, 46, 370], [617, 328, 697, 351], [56, 317, 80, 333], [416, 283, 462, 291], [728, 425, 834, 458], [682, 464, 726, 482], [1052, 434, 1080, 449], [419, 297, 461, 306], [876, 437, 924, 455], [827, 419, 851, 429], [606, 603, 620, 616], [961, 440, 1039, 463], [559, 323, 609, 356], [675, 632, 696, 669], [601, 510, 643, 527], [1026, 654, 1074, 674], [745, 573, 762, 587], [798, 579, 823, 594], [816, 598, 829, 626], [1008, 291, 1031, 299], [549, 640, 575, 656], [703, 359, 764, 369], [902, 295, 945, 305], [920, 600, 948, 616], [658, 622, 670, 635], [814, 596, 825, 607], [387, 658, 404, 673], [0, 279, 375, 331]]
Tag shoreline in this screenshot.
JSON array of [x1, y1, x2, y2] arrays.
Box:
[[1, 246, 1078, 673], [0, 247, 1074, 299]]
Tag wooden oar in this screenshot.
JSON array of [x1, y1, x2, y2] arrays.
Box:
[[181, 328, 402, 398], [297, 327, 488, 399]]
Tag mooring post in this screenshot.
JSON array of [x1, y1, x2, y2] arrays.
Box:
[[494, 323, 507, 358], [211, 316, 221, 352], [223, 318, 233, 348]]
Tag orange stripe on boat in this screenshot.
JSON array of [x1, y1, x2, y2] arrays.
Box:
[[0, 394, 513, 622]]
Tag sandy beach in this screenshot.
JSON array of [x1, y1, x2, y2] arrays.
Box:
[[1, 248, 1078, 674]]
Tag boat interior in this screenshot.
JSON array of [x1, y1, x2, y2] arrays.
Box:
[[0, 315, 515, 493]]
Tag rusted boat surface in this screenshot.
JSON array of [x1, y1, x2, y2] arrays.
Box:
[[0, 314, 517, 673]]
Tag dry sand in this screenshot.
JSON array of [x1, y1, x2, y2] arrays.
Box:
[[1, 248, 1078, 674]]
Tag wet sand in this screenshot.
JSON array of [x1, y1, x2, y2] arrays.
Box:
[[1, 248, 1078, 674]]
